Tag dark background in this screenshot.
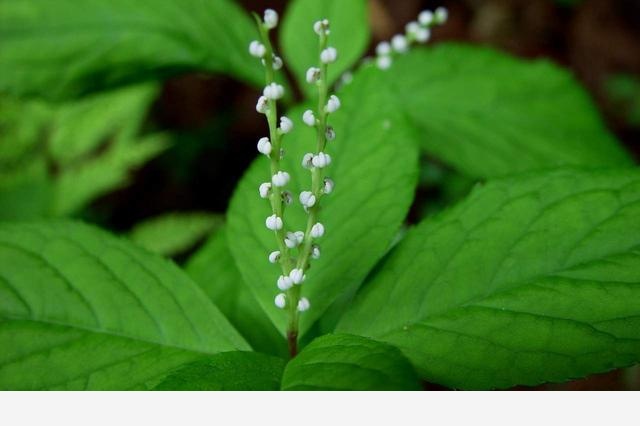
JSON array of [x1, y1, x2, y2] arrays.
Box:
[[95, 0, 640, 390]]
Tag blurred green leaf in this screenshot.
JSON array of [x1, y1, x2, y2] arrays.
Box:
[[281, 334, 421, 390], [0, 0, 263, 100], [227, 68, 419, 336], [339, 168, 640, 389], [185, 226, 288, 357], [0, 221, 249, 390], [281, 0, 370, 97], [153, 351, 285, 390], [606, 74, 640, 127]]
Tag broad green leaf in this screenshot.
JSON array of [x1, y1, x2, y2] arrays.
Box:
[[153, 351, 285, 390], [0, 221, 248, 390], [339, 168, 640, 389], [227, 67, 419, 335], [281, 333, 421, 390], [0, 0, 262, 99], [129, 212, 223, 257], [185, 226, 287, 357], [384, 44, 631, 177], [281, 0, 370, 97]]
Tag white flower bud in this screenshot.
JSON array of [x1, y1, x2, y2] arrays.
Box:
[[274, 293, 286, 308], [297, 297, 310, 312], [306, 67, 321, 84], [435, 7, 448, 24], [277, 275, 293, 291], [415, 28, 431, 43], [279, 116, 293, 134], [419, 10, 434, 26], [310, 222, 325, 238], [314, 19, 330, 36], [392, 34, 408, 53], [303, 110, 316, 127], [269, 250, 281, 264], [323, 177, 334, 194], [312, 152, 331, 168], [272, 171, 290, 187], [325, 126, 336, 141], [259, 182, 272, 199], [376, 41, 391, 56], [302, 153, 314, 169], [272, 56, 283, 70], [249, 41, 266, 58], [311, 244, 321, 259], [265, 214, 283, 231], [299, 191, 316, 208], [284, 231, 303, 248], [289, 268, 306, 285], [257, 137, 272, 155], [263, 83, 285, 100], [256, 96, 269, 114], [325, 95, 341, 113], [405, 21, 420, 36], [320, 47, 338, 64], [263, 9, 279, 29], [294, 231, 304, 243]]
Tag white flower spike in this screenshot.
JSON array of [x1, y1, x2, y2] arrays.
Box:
[[299, 191, 316, 208], [320, 47, 338, 64], [312, 152, 331, 168], [303, 110, 316, 127], [263, 83, 285, 100], [266, 214, 283, 231], [249, 41, 266, 58], [271, 171, 290, 187], [392, 34, 408, 53], [275, 293, 287, 309], [306, 67, 321, 84], [289, 268, 306, 285], [277, 275, 293, 291], [263, 9, 279, 29], [310, 222, 325, 238], [325, 95, 341, 113], [279, 116, 293, 134], [268, 250, 281, 264], [259, 182, 272, 199], [297, 297, 310, 312], [257, 137, 272, 156], [256, 96, 269, 114]]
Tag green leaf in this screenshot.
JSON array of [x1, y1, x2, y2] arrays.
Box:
[[0, 0, 262, 99], [281, 333, 421, 390], [185, 226, 287, 357], [153, 351, 285, 390], [281, 0, 370, 97], [129, 212, 223, 257], [227, 68, 419, 335], [384, 44, 631, 177], [338, 168, 640, 389], [0, 221, 248, 390]]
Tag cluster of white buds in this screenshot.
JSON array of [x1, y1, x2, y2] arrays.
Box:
[[375, 6, 448, 70]]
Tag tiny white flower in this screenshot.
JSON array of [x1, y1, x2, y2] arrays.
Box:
[[265, 214, 283, 231], [257, 137, 272, 155], [279, 116, 293, 134], [272, 56, 283, 70], [377, 55, 392, 70], [323, 177, 334, 194], [312, 152, 331, 168], [274, 293, 287, 309], [256, 96, 269, 114], [268, 250, 281, 264], [272, 171, 290, 187], [310, 222, 325, 238], [294, 231, 304, 243], [285, 232, 302, 248], [297, 297, 310, 312], [289, 268, 306, 285], [263, 83, 285, 100], [320, 47, 338, 64], [376, 41, 392, 56], [405, 21, 420, 36], [325, 95, 341, 113], [418, 10, 434, 26], [415, 28, 431, 43], [435, 7, 448, 24], [392, 34, 408, 53], [259, 182, 272, 199], [249, 40, 266, 58], [340, 72, 353, 85], [313, 19, 330, 36], [277, 275, 293, 291], [299, 191, 316, 208], [311, 244, 321, 259], [325, 126, 336, 141], [302, 153, 314, 169], [263, 9, 279, 29], [302, 110, 316, 127], [306, 67, 321, 84]]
